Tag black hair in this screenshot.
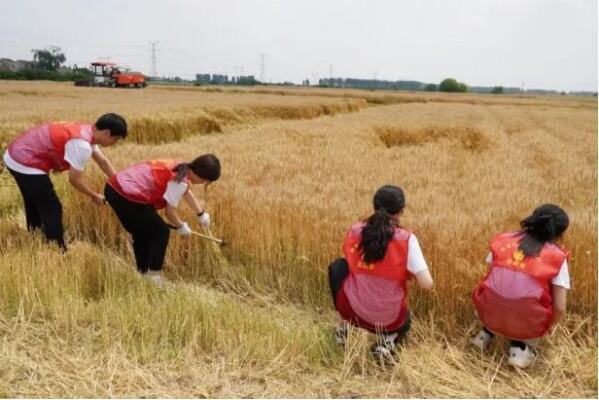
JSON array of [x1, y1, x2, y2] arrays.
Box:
[[95, 113, 128, 138], [359, 185, 406, 263], [173, 154, 221, 183], [517, 203, 569, 257]]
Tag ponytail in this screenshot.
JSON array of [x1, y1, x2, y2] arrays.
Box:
[[173, 163, 191, 183], [518, 204, 569, 257], [359, 185, 405, 263], [360, 208, 395, 263]]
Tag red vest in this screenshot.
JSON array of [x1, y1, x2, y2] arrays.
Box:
[[8, 122, 93, 172], [108, 160, 189, 209], [473, 232, 568, 339], [340, 222, 410, 328]]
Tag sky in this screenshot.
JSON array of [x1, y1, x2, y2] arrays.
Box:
[[0, 0, 596, 91]]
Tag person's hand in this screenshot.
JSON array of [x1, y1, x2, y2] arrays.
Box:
[[91, 193, 106, 206], [198, 212, 211, 227], [176, 222, 192, 236]]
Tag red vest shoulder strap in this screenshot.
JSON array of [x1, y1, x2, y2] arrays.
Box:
[[393, 227, 411, 241], [48, 122, 91, 147]]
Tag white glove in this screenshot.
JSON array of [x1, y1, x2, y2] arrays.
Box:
[[176, 222, 192, 236], [198, 212, 211, 227]]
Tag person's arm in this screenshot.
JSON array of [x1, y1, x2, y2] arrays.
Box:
[[407, 234, 434, 290], [64, 140, 104, 205], [184, 189, 211, 227], [550, 259, 570, 328], [164, 204, 191, 236], [415, 270, 434, 290], [164, 204, 184, 228], [91, 147, 116, 177], [68, 168, 104, 206], [551, 285, 567, 328], [183, 190, 204, 214]]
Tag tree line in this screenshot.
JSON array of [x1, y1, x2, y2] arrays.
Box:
[[0, 46, 90, 81], [318, 77, 470, 93]]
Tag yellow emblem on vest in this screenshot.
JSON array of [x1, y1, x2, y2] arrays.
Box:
[[511, 250, 526, 268]]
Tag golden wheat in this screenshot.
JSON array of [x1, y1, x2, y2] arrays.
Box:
[[0, 81, 596, 397]]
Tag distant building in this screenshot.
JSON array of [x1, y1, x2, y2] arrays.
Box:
[[0, 58, 33, 72], [196, 74, 211, 84], [196, 73, 258, 85]]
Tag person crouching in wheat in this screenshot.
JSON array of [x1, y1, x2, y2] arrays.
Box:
[[328, 185, 434, 362], [471, 204, 570, 369], [104, 155, 221, 286]]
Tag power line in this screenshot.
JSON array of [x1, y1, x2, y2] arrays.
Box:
[[148, 40, 159, 77]]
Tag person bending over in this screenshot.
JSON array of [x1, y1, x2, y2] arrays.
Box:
[[3, 114, 127, 250], [104, 155, 220, 286]]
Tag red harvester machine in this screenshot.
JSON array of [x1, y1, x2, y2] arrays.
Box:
[[74, 61, 147, 88]]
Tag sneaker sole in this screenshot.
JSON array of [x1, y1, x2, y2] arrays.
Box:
[[507, 358, 533, 368]]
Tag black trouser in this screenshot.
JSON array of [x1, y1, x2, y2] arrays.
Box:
[[328, 257, 412, 341], [8, 167, 66, 250], [482, 327, 528, 350], [104, 184, 170, 273], [328, 257, 350, 305]]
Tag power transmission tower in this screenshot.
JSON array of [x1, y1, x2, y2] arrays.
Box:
[[259, 53, 266, 83], [148, 40, 159, 77], [329, 64, 334, 78]]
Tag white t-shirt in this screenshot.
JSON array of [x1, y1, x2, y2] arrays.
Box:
[[3, 139, 99, 174], [64, 139, 100, 171], [407, 234, 429, 275], [163, 180, 189, 207], [485, 252, 570, 289], [3, 151, 46, 174]]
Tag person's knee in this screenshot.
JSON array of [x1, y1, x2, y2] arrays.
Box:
[[329, 258, 349, 276], [40, 202, 63, 230], [156, 224, 170, 240], [328, 258, 349, 303], [39, 195, 63, 217]]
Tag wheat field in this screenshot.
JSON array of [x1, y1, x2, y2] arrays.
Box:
[[0, 81, 596, 397]]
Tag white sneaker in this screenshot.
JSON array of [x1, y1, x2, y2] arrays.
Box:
[[380, 332, 399, 350], [471, 329, 493, 351], [371, 344, 394, 363], [508, 345, 537, 368], [371, 332, 399, 364], [334, 325, 348, 347], [144, 272, 167, 288]]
